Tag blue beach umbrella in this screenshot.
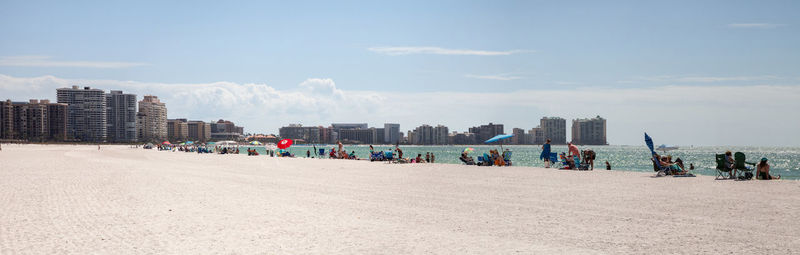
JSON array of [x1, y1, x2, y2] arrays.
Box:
[[485, 134, 514, 150], [644, 133, 655, 156], [485, 134, 514, 144]]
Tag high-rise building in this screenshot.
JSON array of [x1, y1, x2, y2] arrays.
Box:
[[571, 116, 607, 145], [106, 91, 137, 142], [375, 128, 385, 144], [187, 120, 211, 142], [529, 126, 545, 145], [338, 128, 376, 144], [57, 86, 107, 142], [411, 124, 433, 145], [433, 125, 449, 145], [383, 123, 400, 144], [449, 132, 476, 145], [0, 100, 13, 139], [210, 119, 244, 140], [468, 123, 504, 143], [167, 119, 189, 141], [1, 99, 69, 141], [319, 126, 333, 144], [540, 117, 566, 145], [137, 95, 167, 142], [512, 128, 526, 145], [279, 124, 321, 143]]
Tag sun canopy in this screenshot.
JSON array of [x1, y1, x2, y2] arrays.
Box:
[[484, 134, 514, 144]]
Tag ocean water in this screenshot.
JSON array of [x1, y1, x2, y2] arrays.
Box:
[[232, 145, 800, 180]]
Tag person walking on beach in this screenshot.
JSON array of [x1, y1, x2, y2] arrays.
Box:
[[757, 158, 780, 180], [540, 139, 551, 168], [97, 144, 100, 151]]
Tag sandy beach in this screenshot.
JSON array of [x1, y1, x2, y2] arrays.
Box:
[[1, 144, 798, 254]]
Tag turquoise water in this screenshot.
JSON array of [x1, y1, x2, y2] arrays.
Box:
[[233, 145, 800, 180]]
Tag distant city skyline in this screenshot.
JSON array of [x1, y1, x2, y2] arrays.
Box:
[[1, 1, 799, 146]]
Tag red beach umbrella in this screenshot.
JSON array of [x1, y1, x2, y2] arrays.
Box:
[[162, 141, 171, 145], [277, 139, 293, 149]]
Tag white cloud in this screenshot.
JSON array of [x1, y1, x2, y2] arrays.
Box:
[[368, 46, 531, 56], [727, 23, 786, 29], [1, 74, 799, 146], [465, 74, 523, 81], [620, 75, 781, 84], [0, 56, 147, 68]]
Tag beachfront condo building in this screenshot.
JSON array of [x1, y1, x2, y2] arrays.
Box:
[[137, 95, 167, 142], [571, 116, 607, 145], [529, 126, 545, 145], [187, 120, 211, 142], [433, 125, 449, 145], [384, 123, 400, 144], [279, 124, 321, 144], [540, 117, 567, 145], [106, 91, 138, 143], [338, 128, 377, 144], [469, 123, 504, 143], [448, 132, 476, 145], [409, 124, 434, 145], [167, 119, 189, 141], [57, 86, 108, 142], [0, 99, 67, 141], [512, 128, 527, 145], [210, 119, 244, 140]]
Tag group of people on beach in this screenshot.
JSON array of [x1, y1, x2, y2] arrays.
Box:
[[538, 139, 608, 170], [720, 150, 780, 180]]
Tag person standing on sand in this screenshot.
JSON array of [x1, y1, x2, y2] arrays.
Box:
[[395, 145, 403, 159], [425, 152, 430, 163], [306, 150, 310, 158], [431, 153, 435, 163], [540, 139, 551, 168], [98, 144, 100, 151]]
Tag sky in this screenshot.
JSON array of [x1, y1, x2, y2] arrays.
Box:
[[1, 0, 799, 146]]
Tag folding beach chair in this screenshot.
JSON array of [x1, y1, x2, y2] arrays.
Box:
[[734, 152, 755, 180], [715, 154, 732, 179]]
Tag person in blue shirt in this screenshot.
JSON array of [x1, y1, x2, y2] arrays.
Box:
[[540, 139, 552, 168]]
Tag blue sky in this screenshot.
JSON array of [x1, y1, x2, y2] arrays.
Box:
[[2, 1, 799, 145]]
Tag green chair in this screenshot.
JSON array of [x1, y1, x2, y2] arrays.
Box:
[[715, 154, 731, 179], [734, 152, 756, 179]]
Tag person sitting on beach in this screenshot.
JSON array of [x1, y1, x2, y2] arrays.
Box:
[[605, 161, 611, 170], [415, 154, 424, 163], [660, 156, 686, 175], [757, 158, 780, 180], [425, 152, 430, 163], [460, 152, 475, 165], [329, 148, 336, 158], [725, 151, 735, 177], [349, 151, 356, 159]]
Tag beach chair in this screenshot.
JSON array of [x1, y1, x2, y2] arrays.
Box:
[[652, 155, 672, 176], [502, 151, 512, 166], [370, 151, 384, 161], [384, 151, 394, 161], [715, 154, 732, 179], [734, 152, 755, 179]]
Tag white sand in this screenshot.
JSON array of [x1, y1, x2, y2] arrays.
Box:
[[1, 145, 798, 254]]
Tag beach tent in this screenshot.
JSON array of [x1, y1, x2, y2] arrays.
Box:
[[217, 141, 238, 146]]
